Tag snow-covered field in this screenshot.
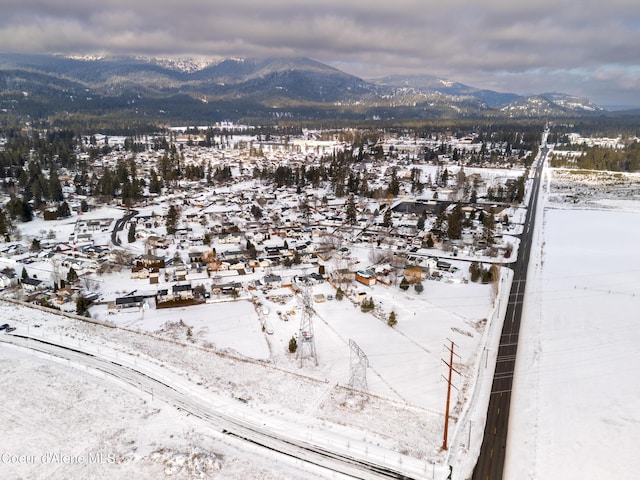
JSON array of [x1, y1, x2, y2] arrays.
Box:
[[0, 346, 308, 480], [505, 168, 640, 479]]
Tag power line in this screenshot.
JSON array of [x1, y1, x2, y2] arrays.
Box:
[[441, 338, 460, 451]]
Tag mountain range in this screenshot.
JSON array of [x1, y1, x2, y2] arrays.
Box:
[[0, 53, 607, 124]]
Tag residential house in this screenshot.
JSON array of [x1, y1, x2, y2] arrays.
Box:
[[22, 277, 44, 291], [115, 295, 144, 310], [262, 274, 282, 289], [0, 273, 19, 289], [172, 283, 194, 299]]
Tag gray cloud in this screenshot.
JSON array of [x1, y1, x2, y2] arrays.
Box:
[[1, 0, 639, 106]]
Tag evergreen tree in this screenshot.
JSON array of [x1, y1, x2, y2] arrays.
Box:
[[382, 208, 393, 228], [127, 222, 136, 243], [447, 202, 463, 239], [388, 310, 397, 327], [426, 235, 435, 248], [76, 295, 92, 316], [387, 168, 400, 196], [481, 266, 494, 284], [288, 336, 298, 353], [359, 175, 369, 197], [149, 168, 162, 194], [414, 282, 424, 294], [432, 208, 446, 238], [360, 297, 375, 313], [400, 277, 410, 291], [0, 207, 12, 239], [67, 267, 78, 284], [345, 194, 357, 225], [482, 208, 496, 245], [166, 205, 179, 235], [7, 196, 33, 222], [48, 169, 64, 202], [469, 262, 482, 282], [56, 201, 71, 218], [441, 168, 449, 186]]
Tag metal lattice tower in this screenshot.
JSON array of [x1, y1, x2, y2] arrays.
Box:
[[297, 290, 318, 367], [348, 339, 369, 392]]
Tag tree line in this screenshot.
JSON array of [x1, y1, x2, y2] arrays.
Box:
[[550, 142, 640, 172]]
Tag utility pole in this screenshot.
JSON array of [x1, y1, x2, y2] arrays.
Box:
[[442, 339, 460, 451]]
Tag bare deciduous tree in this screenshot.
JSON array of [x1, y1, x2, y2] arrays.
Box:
[[81, 274, 99, 292], [368, 247, 392, 266], [50, 258, 64, 290], [316, 232, 341, 258]]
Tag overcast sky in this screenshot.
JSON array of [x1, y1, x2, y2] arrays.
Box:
[[2, 0, 640, 107]]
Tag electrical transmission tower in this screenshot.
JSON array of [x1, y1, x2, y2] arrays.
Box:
[[297, 289, 318, 367], [348, 339, 369, 392]]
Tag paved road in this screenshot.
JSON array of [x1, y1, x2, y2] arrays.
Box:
[[472, 140, 547, 480], [111, 208, 138, 246]]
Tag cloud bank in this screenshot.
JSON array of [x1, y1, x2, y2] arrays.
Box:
[[1, 0, 639, 106]]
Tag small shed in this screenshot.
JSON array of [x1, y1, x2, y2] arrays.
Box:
[[355, 270, 377, 286]]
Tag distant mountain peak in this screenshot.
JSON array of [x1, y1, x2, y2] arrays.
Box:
[[0, 53, 606, 121], [135, 56, 217, 73], [62, 54, 108, 62]]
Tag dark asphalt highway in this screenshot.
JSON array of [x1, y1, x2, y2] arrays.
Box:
[[471, 145, 546, 480]]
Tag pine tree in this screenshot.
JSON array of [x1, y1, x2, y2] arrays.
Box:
[[127, 222, 136, 243], [49, 169, 64, 202], [345, 194, 357, 225], [0, 207, 11, 239], [447, 202, 463, 239], [469, 262, 481, 282], [388, 310, 397, 327], [76, 295, 91, 316], [482, 208, 496, 245], [288, 336, 298, 353], [426, 235, 435, 248], [56, 201, 71, 218], [382, 208, 392, 228], [387, 168, 400, 196], [400, 277, 410, 291], [360, 297, 375, 313], [166, 205, 179, 235], [67, 267, 78, 284]]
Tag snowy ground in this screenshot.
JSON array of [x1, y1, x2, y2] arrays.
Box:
[[505, 167, 640, 479], [3, 161, 637, 479], [0, 343, 330, 480], [0, 266, 497, 479]]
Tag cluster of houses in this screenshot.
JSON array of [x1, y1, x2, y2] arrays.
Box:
[[1, 127, 524, 315]]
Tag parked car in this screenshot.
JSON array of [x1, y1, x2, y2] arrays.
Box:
[[4, 326, 16, 333], [0, 323, 9, 331]]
